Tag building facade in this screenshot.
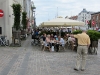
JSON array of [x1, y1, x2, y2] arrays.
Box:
[[77, 8, 94, 29], [0, 0, 31, 44], [23, 0, 31, 31], [77, 8, 92, 25], [91, 12, 100, 29], [31, 1, 36, 29]]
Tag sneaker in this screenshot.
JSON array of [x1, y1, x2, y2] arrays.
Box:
[[74, 68, 79, 71]]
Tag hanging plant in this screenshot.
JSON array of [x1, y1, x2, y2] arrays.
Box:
[[12, 4, 21, 30], [22, 11, 27, 30]]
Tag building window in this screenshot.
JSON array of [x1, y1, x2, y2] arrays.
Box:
[[0, 27, 2, 34]]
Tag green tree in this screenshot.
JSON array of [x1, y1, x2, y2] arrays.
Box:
[[12, 4, 21, 30], [22, 12, 27, 30]]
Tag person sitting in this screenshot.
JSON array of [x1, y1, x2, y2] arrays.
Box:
[[66, 33, 70, 40], [42, 33, 46, 42], [50, 34, 54, 40], [68, 34, 75, 43], [50, 37, 56, 51], [44, 34, 52, 51], [63, 34, 67, 41], [68, 34, 76, 50], [55, 36, 65, 52], [41, 33, 46, 45]]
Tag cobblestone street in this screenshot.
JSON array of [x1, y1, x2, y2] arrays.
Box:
[[0, 36, 100, 75]]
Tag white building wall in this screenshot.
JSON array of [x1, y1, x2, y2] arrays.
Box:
[[0, 0, 12, 44], [0, 0, 24, 44], [77, 9, 92, 30], [24, 0, 31, 19], [78, 11, 91, 25]]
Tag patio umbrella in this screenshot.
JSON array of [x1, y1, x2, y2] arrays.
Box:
[[40, 18, 85, 27]]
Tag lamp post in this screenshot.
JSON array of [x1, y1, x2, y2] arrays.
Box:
[[33, 10, 36, 29], [31, 2, 36, 29]]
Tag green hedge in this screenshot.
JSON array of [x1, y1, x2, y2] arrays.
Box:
[[87, 30, 100, 41], [72, 30, 82, 34], [72, 30, 100, 41]]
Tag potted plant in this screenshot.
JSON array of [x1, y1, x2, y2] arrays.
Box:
[[87, 30, 100, 46], [21, 11, 27, 40], [11, 4, 21, 46], [87, 30, 100, 54]]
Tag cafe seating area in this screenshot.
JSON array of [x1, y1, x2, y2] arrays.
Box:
[[39, 33, 77, 52]]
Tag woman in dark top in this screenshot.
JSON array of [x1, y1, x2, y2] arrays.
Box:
[[42, 33, 46, 41]]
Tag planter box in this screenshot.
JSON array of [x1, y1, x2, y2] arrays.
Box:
[[11, 31, 21, 46]]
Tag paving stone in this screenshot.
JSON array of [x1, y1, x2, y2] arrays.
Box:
[[0, 36, 100, 75]]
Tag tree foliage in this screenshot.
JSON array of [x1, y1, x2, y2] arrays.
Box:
[[12, 4, 21, 30], [22, 12, 27, 29]]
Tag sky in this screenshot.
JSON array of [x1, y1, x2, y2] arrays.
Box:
[[32, 0, 100, 26]]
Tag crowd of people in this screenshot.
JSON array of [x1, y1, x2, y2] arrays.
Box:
[[41, 33, 65, 52], [39, 32, 77, 52]]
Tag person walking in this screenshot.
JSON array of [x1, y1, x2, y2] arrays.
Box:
[[73, 29, 90, 71]]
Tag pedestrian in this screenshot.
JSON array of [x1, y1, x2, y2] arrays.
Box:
[[73, 29, 90, 71]]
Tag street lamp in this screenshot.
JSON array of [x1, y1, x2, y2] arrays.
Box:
[[33, 10, 36, 29], [31, 2, 36, 29]]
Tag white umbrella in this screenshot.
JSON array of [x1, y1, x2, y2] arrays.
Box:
[[41, 18, 85, 27]]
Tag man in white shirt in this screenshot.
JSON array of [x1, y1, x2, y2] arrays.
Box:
[[59, 38, 65, 46], [55, 36, 65, 52]]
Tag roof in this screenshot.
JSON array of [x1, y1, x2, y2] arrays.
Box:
[[81, 8, 87, 13], [69, 16, 78, 20], [91, 12, 100, 15], [78, 8, 94, 15]]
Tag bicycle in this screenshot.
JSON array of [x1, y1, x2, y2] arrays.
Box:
[[0, 36, 9, 46]]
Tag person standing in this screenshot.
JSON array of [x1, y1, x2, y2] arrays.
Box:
[[73, 30, 90, 71]]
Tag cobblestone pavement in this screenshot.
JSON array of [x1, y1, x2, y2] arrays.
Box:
[[0, 36, 100, 75]]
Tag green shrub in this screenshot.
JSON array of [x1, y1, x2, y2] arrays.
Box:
[[87, 30, 100, 41], [22, 11, 27, 30], [72, 30, 82, 34], [12, 4, 21, 30], [72, 30, 100, 41]]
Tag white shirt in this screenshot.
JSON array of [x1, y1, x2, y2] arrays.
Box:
[[59, 38, 65, 45], [68, 37, 72, 42]]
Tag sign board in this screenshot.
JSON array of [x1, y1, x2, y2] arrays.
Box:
[[0, 9, 4, 17], [92, 20, 95, 26]]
